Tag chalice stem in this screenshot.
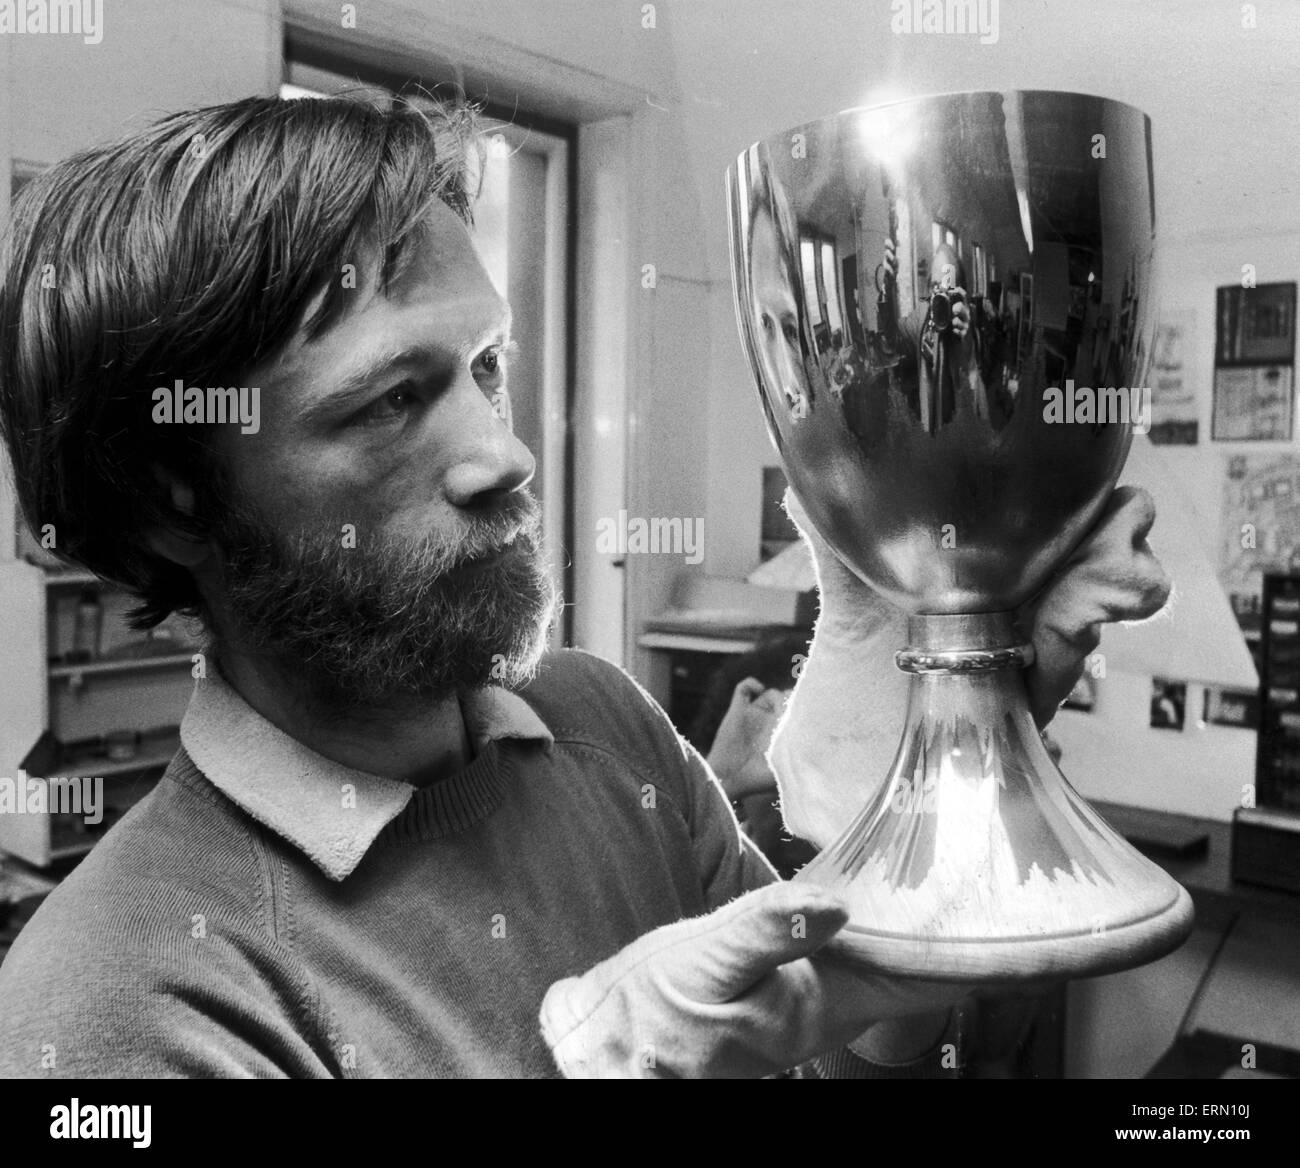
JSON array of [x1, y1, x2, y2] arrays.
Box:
[[797, 613, 1194, 981]]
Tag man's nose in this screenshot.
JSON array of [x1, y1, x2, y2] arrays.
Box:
[[773, 338, 804, 401], [441, 386, 536, 507]]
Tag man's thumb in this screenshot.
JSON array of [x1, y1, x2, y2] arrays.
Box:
[[675, 882, 849, 1003]]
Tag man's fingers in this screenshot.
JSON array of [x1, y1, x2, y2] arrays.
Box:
[[1128, 547, 1172, 621], [809, 957, 970, 1025], [1109, 483, 1157, 547], [1021, 485, 1171, 726], [1067, 485, 1155, 563], [1025, 622, 1101, 728], [1060, 487, 1169, 615]]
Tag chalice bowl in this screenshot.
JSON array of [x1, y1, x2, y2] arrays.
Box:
[[726, 91, 1194, 981]]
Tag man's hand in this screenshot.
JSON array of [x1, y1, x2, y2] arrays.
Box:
[[768, 485, 1171, 850], [1018, 486, 1170, 725], [539, 881, 965, 1078], [945, 287, 970, 338], [706, 677, 786, 801]]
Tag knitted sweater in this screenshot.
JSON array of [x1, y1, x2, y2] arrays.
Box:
[[0, 649, 774, 1077]]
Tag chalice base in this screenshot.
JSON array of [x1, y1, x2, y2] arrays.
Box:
[[793, 614, 1195, 983]]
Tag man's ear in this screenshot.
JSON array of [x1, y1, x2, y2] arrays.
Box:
[[144, 465, 214, 569]]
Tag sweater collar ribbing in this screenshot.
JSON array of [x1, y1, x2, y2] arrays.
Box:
[[180, 666, 552, 880]]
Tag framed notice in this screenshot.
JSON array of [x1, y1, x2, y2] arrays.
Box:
[[1150, 678, 1187, 731], [1219, 453, 1300, 635], [1213, 282, 1296, 441], [1203, 686, 1260, 730], [1216, 282, 1296, 366], [1212, 365, 1294, 441]]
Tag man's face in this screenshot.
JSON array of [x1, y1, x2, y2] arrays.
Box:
[[202, 200, 558, 706], [749, 209, 807, 406]]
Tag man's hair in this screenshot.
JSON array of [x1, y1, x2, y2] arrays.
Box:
[[0, 94, 482, 627]]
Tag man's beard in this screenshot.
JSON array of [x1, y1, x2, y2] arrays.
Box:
[[206, 486, 560, 709]]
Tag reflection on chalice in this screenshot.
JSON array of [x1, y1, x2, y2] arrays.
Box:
[[726, 92, 1194, 981]]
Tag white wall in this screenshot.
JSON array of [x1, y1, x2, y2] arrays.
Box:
[[5, 0, 281, 164]]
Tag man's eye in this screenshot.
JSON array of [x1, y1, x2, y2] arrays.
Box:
[[358, 382, 418, 426], [475, 341, 517, 386]]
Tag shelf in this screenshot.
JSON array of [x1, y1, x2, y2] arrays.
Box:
[[70, 746, 178, 779], [638, 631, 761, 654], [1, 554, 190, 870], [42, 732, 181, 780], [48, 652, 194, 681], [42, 568, 100, 588]]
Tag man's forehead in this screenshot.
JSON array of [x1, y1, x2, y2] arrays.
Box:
[[751, 221, 797, 306], [260, 206, 509, 380]]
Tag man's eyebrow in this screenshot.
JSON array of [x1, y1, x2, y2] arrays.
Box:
[[295, 346, 435, 424], [296, 317, 513, 425]]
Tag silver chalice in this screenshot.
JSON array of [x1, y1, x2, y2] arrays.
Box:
[[726, 91, 1193, 981]]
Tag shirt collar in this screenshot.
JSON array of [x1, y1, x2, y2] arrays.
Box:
[[179, 666, 553, 881]]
